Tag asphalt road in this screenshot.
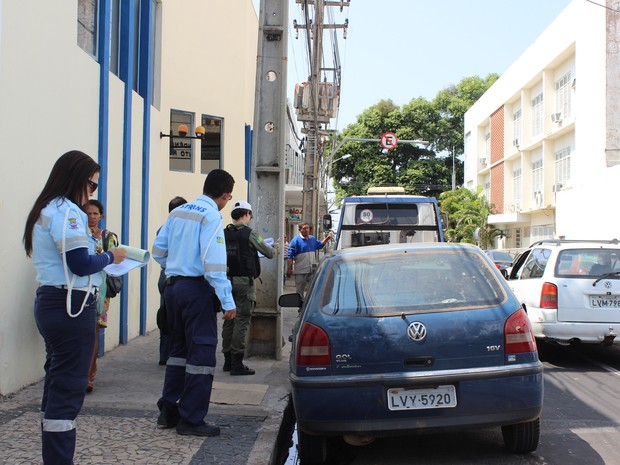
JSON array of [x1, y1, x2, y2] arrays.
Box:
[[282, 342, 620, 465]]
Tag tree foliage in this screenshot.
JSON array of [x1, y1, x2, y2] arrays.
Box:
[[438, 187, 502, 249], [329, 74, 499, 201]]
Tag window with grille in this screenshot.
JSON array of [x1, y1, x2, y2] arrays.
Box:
[[200, 116, 223, 174], [484, 179, 491, 201], [532, 159, 543, 206], [554, 146, 571, 188], [513, 108, 522, 143], [531, 93, 543, 137], [484, 127, 491, 160], [168, 110, 195, 172], [531, 225, 554, 243], [555, 72, 573, 118], [513, 168, 522, 209], [515, 228, 522, 248]]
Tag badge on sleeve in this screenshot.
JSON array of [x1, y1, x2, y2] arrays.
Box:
[[68, 217, 79, 230]]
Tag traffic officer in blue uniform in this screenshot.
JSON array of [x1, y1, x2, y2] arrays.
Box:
[[23, 151, 127, 465], [152, 168, 237, 437]]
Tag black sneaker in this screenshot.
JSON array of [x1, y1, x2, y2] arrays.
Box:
[[176, 419, 220, 437], [157, 404, 180, 429]]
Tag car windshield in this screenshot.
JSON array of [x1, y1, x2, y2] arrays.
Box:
[[556, 248, 620, 277], [319, 250, 507, 316]]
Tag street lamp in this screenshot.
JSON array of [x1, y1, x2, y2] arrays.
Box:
[[331, 152, 352, 164]]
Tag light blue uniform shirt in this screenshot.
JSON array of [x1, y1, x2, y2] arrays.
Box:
[[152, 195, 234, 311], [32, 197, 103, 287]]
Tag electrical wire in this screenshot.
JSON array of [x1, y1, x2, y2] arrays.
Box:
[[584, 0, 620, 12]]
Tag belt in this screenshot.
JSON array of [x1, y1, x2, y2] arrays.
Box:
[[165, 276, 204, 286], [52, 285, 99, 296]]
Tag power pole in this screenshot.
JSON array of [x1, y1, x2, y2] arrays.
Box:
[[301, 0, 324, 228], [248, 0, 288, 360], [294, 0, 349, 232]]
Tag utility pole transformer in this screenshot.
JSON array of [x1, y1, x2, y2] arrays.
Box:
[[248, 0, 288, 360], [293, 0, 349, 232]]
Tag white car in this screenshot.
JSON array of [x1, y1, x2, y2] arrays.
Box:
[[507, 239, 620, 345]]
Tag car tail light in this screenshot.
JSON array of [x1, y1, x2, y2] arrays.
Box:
[[495, 263, 501, 270], [540, 282, 558, 309], [504, 309, 537, 354], [297, 322, 331, 366]]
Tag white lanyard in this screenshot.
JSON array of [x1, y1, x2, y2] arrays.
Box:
[[61, 206, 92, 318]]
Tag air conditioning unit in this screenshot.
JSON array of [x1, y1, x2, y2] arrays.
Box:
[[512, 138, 520, 147], [479, 157, 487, 165], [534, 191, 543, 207], [552, 183, 563, 193], [551, 112, 562, 123]]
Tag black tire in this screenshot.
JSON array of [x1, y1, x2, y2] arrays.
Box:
[[502, 418, 540, 453], [297, 429, 328, 465]]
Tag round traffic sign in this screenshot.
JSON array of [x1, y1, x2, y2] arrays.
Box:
[[380, 132, 398, 150], [359, 209, 374, 223]]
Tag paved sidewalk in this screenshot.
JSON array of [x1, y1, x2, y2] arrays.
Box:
[[0, 289, 298, 465]]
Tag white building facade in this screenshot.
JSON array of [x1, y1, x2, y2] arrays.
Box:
[[464, 0, 620, 252], [0, 0, 257, 395]]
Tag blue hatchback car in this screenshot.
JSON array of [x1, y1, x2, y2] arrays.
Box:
[[279, 243, 543, 464]]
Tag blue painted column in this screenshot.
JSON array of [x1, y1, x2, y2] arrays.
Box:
[[118, 0, 136, 344], [97, 0, 111, 356], [138, 0, 154, 336]]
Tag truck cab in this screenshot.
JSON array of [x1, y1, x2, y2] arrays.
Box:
[[334, 190, 446, 250]]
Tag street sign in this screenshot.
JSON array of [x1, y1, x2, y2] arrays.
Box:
[[380, 132, 398, 150]]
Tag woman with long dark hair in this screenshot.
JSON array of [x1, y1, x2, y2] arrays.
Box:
[[23, 150, 126, 465]]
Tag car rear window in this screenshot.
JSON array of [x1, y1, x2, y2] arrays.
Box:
[[491, 251, 514, 262], [319, 250, 507, 316], [556, 248, 620, 277]]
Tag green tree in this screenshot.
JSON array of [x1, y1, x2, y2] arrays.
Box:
[[438, 187, 502, 249], [330, 75, 498, 199], [432, 73, 499, 154]]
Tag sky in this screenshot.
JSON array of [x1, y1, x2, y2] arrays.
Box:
[[253, 0, 574, 131]]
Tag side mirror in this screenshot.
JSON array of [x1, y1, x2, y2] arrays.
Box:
[[501, 269, 508, 279], [279, 293, 303, 308], [440, 212, 448, 231]]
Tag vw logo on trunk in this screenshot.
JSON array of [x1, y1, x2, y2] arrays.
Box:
[[407, 322, 427, 342], [605, 281, 612, 289]]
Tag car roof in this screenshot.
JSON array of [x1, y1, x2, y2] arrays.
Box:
[[528, 239, 620, 249]]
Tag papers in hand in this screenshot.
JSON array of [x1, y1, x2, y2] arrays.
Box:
[[104, 245, 151, 277], [258, 238, 274, 258]]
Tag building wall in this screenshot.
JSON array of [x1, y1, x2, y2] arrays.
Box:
[[489, 106, 505, 213], [154, 0, 257, 219], [464, 0, 620, 251], [0, 0, 258, 395]]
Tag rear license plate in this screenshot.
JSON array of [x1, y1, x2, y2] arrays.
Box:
[[387, 385, 457, 411], [590, 296, 620, 308]]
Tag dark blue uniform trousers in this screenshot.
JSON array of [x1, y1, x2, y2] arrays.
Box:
[[34, 286, 97, 465], [159, 279, 218, 425]]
